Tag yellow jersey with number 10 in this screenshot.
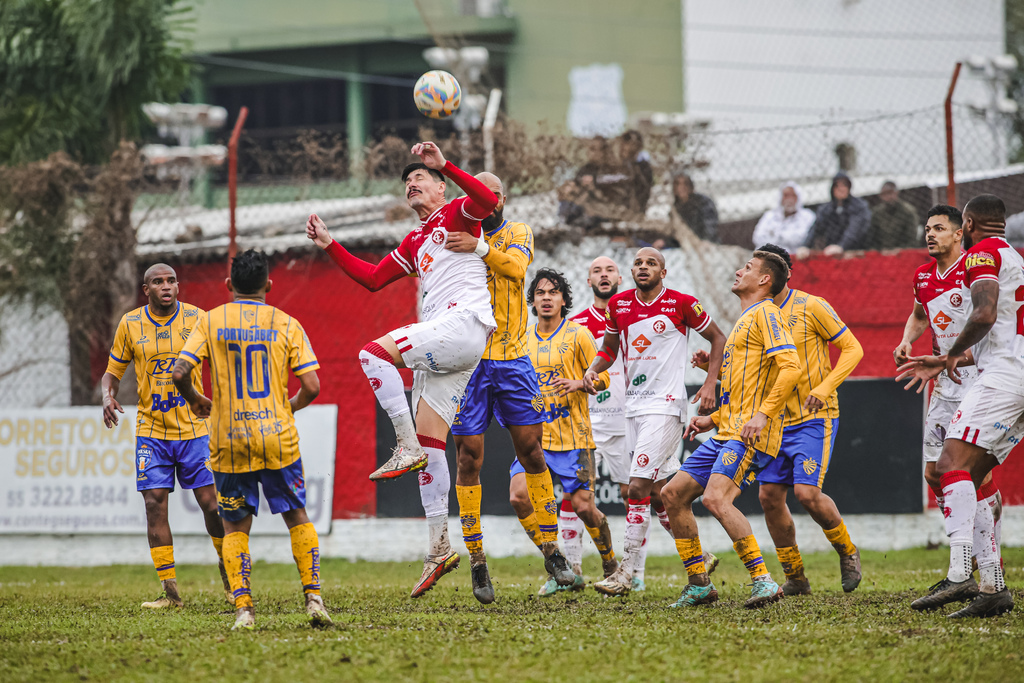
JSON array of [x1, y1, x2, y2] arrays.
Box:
[[105, 302, 208, 441], [178, 300, 319, 473]]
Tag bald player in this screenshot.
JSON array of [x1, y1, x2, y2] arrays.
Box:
[[445, 172, 574, 603], [102, 264, 232, 609]]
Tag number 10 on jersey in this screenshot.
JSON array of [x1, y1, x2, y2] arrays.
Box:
[[227, 342, 271, 399]]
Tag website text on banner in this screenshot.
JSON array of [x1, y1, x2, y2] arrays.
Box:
[[0, 406, 337, 535]]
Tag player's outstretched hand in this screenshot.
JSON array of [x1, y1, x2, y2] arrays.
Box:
[[691, 349, 710, 368], [683, 415, 715, 440], [411, 141, 446, 169], [582, 369, 600, 395], [893, 340, 913, 366], [895, 356, 945, 393], [306, 213, 332, 249], [190, 394, 213, 419], [102, 397, 123, 428], [740, 412, 768, 446], [553, 376, 584, 397], [445, 232, 479, 253], [691, 383, 717, 415]]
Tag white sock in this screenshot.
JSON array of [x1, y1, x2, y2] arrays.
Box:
[[359, 348, 417, 446], [621, 498, 651, 577], [654, 503, 672, 535], [941, 474, 976, 583], [989, 489, 1003, 548], [417, 436, 451, 556], [634, 517, 651, 580], [559, 500, 584, 573], [976, 490, 1004, 593]]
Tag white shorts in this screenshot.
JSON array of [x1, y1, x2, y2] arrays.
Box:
[[924, 396, 959, 463], [394, 310, 492, 428], [595, 433, 628, 484], [947, 383, 1024, 465], [627, 413, 684, 481]]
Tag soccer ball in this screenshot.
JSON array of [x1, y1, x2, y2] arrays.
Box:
[[414, 70, 462, 119]]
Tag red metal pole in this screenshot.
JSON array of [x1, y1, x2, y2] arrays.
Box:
[[944, 62, 961, 207], [227, 106, 249, 277]]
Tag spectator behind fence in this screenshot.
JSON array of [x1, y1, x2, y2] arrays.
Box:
[[803, 171, 870, 255], [868, 181, 919, 250], [669, 173, 719, 243], [619, 129, 654, 213], [557, 135, 648, 228], [751, 182, 815, 252]]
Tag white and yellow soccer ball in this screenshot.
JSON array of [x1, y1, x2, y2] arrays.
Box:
[[413, 70, 462, 119]]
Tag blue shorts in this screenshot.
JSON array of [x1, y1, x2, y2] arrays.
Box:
[[135, 436, 213, 492], [451, 357, 544, 435], [679, 438, 773, 491], [510, 448, 594, 495], [758, 418, 838, 488], [212, 459, 306, 522]]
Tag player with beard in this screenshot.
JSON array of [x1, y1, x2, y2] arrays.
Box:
[[583, 247, 727, 596], [444, 173, 575, 603]]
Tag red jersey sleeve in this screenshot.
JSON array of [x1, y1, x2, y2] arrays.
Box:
[[965, 245, 1001, 286], [912, 264, 927, 304], [604, 299, 620, 334], [391, 232, 417, 274], [680, 294, 712, 333], [325, 240, 409, 291], [445, 196, 484, 237]]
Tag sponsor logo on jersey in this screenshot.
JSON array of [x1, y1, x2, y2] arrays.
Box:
[[148, 352, 179, 377], [917, 272, 930, 280], [184, 308, 198, 318], [932, 311, 952, 331], [951, 409, 962, 425], [128, 313, 142, 321], [136, 445, 153, 473], [631, 374, 647, 386], [419, 252, 434, 273], [636, 453, 649, 467], [156, 329, 171, 340], [721, 450, 738, 466], [653, 320, 667, 334], [136, 335, 150, 345], [950, 293, 963, 307], [431, 229, 445, 245], [243, 310, 256, 325], [802, 459, 818, 476], [795, 297, 807, 305], [664, 298, 677, 304], [631, 334, 652, 355], [499, 330, 511, 344], [691, 301, 704, 317], [234, 408, 274, 421], [965, 252, 996, 270]]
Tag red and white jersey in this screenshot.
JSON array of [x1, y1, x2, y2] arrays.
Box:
[[913, 254, 977, 400], [964, 236, 1024, 396], [571, 305, 625, 437], [391, 197, 497, 328], [605, 287, 712, 418]]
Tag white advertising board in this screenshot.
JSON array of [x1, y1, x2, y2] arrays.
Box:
[[0, 405, 336, 535]]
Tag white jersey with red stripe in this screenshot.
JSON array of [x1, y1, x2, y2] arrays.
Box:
[[391, 196, 497, 328], [605, 287, 712, 419], [913, 254, 977, 400], [571, 304, 625, 437], [963, 236, 1024, 396]]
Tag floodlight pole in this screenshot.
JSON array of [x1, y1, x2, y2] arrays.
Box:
[[227, 107, 249, 277], [945, 62, 961, 207]]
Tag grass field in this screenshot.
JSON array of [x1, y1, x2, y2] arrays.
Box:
[[2, 548, 1023, 682]]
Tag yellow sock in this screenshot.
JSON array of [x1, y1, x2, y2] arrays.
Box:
[[518, 512, 543, 549], [525, 470, 558, 545], [675, 537, 707, 577], [824, 520, 857, 557], [456, 484, 484, 558], [223, 531, 253, 608], [585, 523, 615, 562], [734, 535, 770, 580], [150, 545, 175, 581], [211, 536, 224, 561], [289, 522, 321, 595], [776, 545, 805, 581]]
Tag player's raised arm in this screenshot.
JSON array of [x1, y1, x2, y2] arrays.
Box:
[[895, 302, 929, 366], [413, 141, 498, 221], [308, 213, 411, 292]]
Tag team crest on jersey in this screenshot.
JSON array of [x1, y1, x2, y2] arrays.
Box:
[[950, 293, 963, 307], [802, 459, 817, 476], [951, 409, 962, 425], [721, 450, 738, 466], [369, 378, 383, 391], [932, 311, 952, 331], [204, 458, 213, 473], [788, 315, 798, 327], [180, 327, 191, 341], [653, 320, 666, 334], [243, 310, 256, 325], [499, 331, 511, 344], [965, 252, 996, 270], [531, 394, 544, 412], [636, 453, 649, 467], [431, 229, 445, 245], [631, 334, 652, 355], [558, 342, 570, 354]]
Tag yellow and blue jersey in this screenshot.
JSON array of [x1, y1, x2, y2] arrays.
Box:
[[778, 289, 849, 426], [106, 302, 208, 441], [526, 319, 608, 451], [482, 219, 534, 361], [178, 300, 319, 473], [715, 299, 800, 457]]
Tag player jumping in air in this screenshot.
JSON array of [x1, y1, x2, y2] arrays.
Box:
[[508, 268, 616, 595], [173, 249, 329, 631], [583, 247, 727, 597], [308, 142, 550, 598], [899, 195, 1019, 618], [102, 264, 232, 609], [570, 256, 718, 591], [662, 250, 801, 609], [444, 173, 574, 603]]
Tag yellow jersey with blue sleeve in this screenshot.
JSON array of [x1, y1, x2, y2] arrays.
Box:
[[105, 302, 208, 441], [178, 300, 319, 473], [715, 299, 801, 457], [526, 319, 609, 451], [778, 288, 862, 427], [481, 219, 534, 361]]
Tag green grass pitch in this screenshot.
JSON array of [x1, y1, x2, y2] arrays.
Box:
[[2, 548, 1023, 682]]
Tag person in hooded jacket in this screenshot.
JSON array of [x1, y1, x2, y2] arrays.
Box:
[[803, 172, 871, 255], [752, 182, 816, 252]]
